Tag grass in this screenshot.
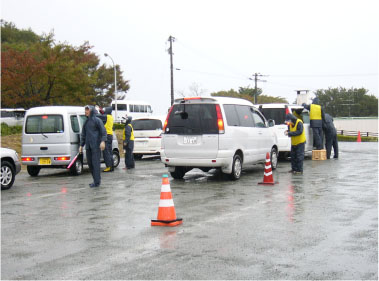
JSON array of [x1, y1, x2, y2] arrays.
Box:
[[337, 135, 378, 142]]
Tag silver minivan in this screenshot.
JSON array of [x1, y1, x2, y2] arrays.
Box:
[[160, 97, 278, 180], [21, 106, 120, 176]]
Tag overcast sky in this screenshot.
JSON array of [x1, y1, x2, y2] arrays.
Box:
[[2, 0, 378, 114]]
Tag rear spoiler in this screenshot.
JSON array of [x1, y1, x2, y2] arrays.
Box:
[[174, 97, 218, 103]]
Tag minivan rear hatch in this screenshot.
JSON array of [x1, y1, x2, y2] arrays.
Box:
[[163, 102, 220, 159]]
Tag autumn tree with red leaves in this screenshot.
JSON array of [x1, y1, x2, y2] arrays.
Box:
[[1, 21, 130, 109]]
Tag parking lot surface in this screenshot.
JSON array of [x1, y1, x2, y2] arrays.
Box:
[[1, 142, 378, 279]]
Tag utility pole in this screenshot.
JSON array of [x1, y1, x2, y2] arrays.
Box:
[[249, 73, 267, 104], [168, 36, 175, 105]]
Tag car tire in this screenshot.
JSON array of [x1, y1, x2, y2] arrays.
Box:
[[229, 154, 242, 180], [134, 154, 143, 160], [113, 150, 120, 167], [270, 147, 278, 170], [70, 157, 83, 176], [27, 166, 41, 177], [1, 161, 15, 190], [170, 167, 186, 179]]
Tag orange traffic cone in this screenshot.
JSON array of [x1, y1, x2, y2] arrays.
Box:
[[151, 174, 183, 227], [258, 152, 278, 185], [357, 131, 362, 142]]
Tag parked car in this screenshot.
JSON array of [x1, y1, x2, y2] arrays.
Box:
[[21, 106, 120, 177], [160, 97, 278, 180], [1, 147, 21, 190], [258, 103, 313, 158], [131, 116, 166, 159]]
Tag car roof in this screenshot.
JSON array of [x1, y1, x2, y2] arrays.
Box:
[[25, 106, 85, 115], [174, 96, 256, 107], [132, 115, 166, 122], [258, 103, 303, 109]]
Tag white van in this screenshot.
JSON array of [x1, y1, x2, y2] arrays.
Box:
[[160, 97, 278, 180], [111, 100, 153, 123], [258, 104, 313, 158], [132, 116, 166, 159], [21, 106, 120, 176], [0, 108, 26, 126]]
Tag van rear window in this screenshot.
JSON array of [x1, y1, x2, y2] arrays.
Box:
[[166, 104, 218, 135], [26, 115, 64, 134], [132, 119, 162, 130], [260, 108, 286, 125]]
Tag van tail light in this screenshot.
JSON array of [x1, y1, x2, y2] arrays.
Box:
[[215, 104, 225, 134], [22, 157, 35, 162], [183, 97, 201, 100], [54, 157, 70, 161], [285, 105, 292, 115], [162, 105, 174, 132], [149, 136, 162, 139]]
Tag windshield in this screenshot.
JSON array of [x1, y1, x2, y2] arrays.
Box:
[[132, 119, 162, 130], [165, 104, 218, 135], [26, 115, 64, 134]]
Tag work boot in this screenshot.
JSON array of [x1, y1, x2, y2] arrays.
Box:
[[288, 170, 294, 173], [103, 167, 111, 172], [293, 171, 303, 175]]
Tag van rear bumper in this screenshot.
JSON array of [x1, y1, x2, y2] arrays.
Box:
[[21, 155, 71, 166]]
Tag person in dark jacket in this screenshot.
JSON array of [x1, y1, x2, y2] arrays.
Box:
[[285, 113, 306, 175], [323, 113, 339, 159], [80, 105, 107, 187], [303, 97, 325, 150], [123, 116, 135, 169]]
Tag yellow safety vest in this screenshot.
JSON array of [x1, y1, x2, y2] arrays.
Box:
[[123, 124, 135, 141], [309, 104, 322, 120], [290, 119, 306, 146], [104, 114, 114, 135]]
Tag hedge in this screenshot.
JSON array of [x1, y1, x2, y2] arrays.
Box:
[[1, 123, 23, 136], [337, 134, 378, 142]]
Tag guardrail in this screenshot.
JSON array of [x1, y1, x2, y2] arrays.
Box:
[[337, 130, 378, 137]]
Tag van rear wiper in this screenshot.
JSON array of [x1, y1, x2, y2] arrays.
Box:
[[41, 133, 49, 138]]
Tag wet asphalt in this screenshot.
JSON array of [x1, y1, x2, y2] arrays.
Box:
[[1, 142, 378, 280]]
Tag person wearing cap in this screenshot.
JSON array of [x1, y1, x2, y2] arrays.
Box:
[[80, 105, 107, 187], [302, 97, 325, 150], [123, 116, 135, 169], [285, 113, 306, 175]]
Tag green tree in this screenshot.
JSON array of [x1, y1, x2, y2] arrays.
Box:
[[211, 88, 288, 104], [315, 87, 377, 117], [1, 21, 130, 109]]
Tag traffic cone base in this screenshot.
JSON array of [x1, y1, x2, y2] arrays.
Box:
[[258, 152, 278, 185], [151, 175, 183, 227]]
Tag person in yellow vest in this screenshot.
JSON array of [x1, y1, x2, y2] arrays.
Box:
[[123, 116, 135, 169], [302, 97, 325, 150], [285, 113, 306, 175], [102, 107, 114, 172]]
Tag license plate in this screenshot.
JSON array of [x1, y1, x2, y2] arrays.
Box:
[[39, 158, 51, 165], [183, 136, 197, 144]]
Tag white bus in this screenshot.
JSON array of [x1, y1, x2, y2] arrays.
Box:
[[111, 100, 153, 123]]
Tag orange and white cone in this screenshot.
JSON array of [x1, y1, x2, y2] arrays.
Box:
[[357, 131, 362, 142], [258, 152, 278, 185], [151, 174, 183, 227]]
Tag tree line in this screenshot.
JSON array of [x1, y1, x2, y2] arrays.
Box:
[[1, 21, 130, 109]]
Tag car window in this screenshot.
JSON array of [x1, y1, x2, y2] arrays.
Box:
[[251, 110, 267, 128], [259, 108, 286, 125], [26, 115, 64, 134], [223, 104, 240, 126], [70, 115, 80, 133], [132, 119, 162, 130], [166, 104, 218, 135], [112, 104, 127, 111], [235, 105, 254, 127], [302, 112, 310, 124]]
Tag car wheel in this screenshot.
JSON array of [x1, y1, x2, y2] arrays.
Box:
[[70, 157, 83, 176], [1, 161, 15, 190], [113, 150, 120, 167], [270, 147, 278, 170], [27, 166, 41, 177], [229, 154, 242, 180], [170, 167, 186, 179], [134, 154, 143, 160]]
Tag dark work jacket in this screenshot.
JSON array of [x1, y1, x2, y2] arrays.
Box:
[[323, 113, 336, 136], [80, 106, 107, 149]]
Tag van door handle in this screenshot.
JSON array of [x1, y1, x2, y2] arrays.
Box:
[[40, 147, 48, 150]]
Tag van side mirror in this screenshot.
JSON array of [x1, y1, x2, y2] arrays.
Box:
[[268, 119, 275, 127]]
